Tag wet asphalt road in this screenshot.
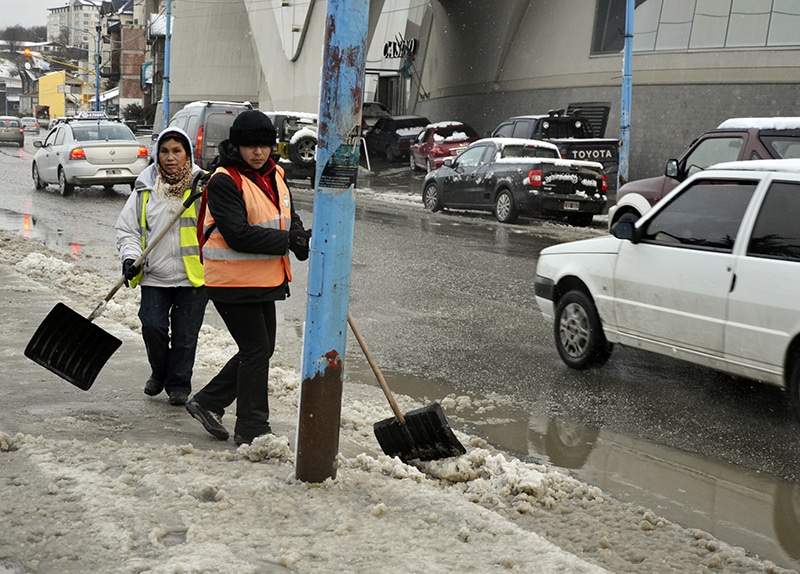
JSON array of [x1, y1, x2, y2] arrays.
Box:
[[1, 137, 799, 569]]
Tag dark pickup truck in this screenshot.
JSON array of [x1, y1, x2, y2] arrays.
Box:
[[491, 111, 619, 190], [609, 117, 800, 227], [421, 137, 607, 226]]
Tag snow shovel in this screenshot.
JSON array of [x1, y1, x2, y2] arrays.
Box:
[[24, 190, 203, 391], [347, 312, 466, 463]]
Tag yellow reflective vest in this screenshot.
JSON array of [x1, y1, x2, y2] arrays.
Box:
[[131, 187, 204, 288]]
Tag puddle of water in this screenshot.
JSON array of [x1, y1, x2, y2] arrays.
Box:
[[344, 363, 800, 571], [0, 208, 86, 258]]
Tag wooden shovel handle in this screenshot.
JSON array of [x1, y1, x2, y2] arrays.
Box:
[[87, 190, 203, 321], [347, 312, 406, 424]]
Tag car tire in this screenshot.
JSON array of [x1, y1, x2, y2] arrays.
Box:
[[567, 213, 594, 227], [422, 182, 443, 212], [386, 145, 397, 162], [409, 154, 420, 172], [427, 158, 435, 172], [58, 169, 74, 197], [554, 290, 613, 370], [494, 189, 519, 224], [289, 134, 316, 168], [32, 163, 47, 190]]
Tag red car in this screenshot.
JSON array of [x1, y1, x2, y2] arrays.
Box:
[[409, 121, 481, 172]]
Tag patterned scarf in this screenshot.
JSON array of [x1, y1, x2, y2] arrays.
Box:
[[156, 160, 193, 199]]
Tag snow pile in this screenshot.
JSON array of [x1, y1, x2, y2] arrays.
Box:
[[0, 232, 795, 574]]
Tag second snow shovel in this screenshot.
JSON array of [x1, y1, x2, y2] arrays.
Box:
[[347, 312, 466, 463], [24, 190, 203, 391]]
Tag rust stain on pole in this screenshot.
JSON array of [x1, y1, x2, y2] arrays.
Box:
[[295, 351, 344, 482]]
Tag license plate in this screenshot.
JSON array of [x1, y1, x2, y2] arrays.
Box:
[[563, 201, 580, 211], [106, 169, 121, 175]]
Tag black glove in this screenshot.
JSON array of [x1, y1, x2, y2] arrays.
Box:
[[122, 258, 140, 286], [289, 228, 311, 261]]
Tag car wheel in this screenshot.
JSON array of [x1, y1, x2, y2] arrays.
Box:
[[554, 290, 613, 369], [32, 163, 47, 190], [289, 134, 316, 168], [58, 169, 74, 197], [427, 158, 435, 172], [567, 213, 594, 227], [422, 182, 442, 212], [386, 145, 397, 162], [409, 154, 420, 172], [494, 189, 519, 224]]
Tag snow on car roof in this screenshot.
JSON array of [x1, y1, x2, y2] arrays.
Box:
[[479, 137, 560, 152], [716, 117, 800, 130], [709, 158, 800, 172]]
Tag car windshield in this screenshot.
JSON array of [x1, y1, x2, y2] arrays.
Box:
[[501, 145, 559, 159], [71, 124, 136, 142]]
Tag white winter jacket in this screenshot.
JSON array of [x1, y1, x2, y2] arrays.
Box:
[[115, 127, 204, 288]]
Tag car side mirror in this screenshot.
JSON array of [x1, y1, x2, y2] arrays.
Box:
[[151, 133, 159, 142], [443, 158, 453, 168], [611, 212, 641, 243], [33, 141, 43, 148], [665, 159, 679, 179]]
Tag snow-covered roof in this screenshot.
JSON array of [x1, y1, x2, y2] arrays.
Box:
[[716, 117, 800, 130], [709, 158, 800, 172]]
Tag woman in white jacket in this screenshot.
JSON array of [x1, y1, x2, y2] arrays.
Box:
[[115, 127, 208, 406]]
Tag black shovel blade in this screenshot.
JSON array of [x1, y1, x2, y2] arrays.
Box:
[[373, 402, 466, 463], [24, 302, 122, 391]]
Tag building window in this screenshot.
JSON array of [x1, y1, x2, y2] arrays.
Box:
[[592, 0, 800, 54]]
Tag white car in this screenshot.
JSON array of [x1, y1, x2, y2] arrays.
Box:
[[32, 114, 150, 196], [534, 159, 800, 421]]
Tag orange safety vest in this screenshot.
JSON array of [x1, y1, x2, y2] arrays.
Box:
[[202, 165, 293, 288]]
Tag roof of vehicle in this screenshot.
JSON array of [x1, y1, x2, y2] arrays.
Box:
[[470, 137, 561, 152], [708, 158, 800, 173], [716, 117, 800, 130], [182, 100, 253, 109]]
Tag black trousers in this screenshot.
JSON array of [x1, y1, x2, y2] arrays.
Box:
[[194, 300, 276, 439]]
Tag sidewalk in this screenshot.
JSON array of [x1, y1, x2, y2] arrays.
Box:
[[1, 233, 793, 574]]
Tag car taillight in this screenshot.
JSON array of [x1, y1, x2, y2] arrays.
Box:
[[69, 148, 86, 160], [526, 169, 542, 187], [601, 174, 608, 192], [195, 126, 204, 160], [138, 145, 149, 158]]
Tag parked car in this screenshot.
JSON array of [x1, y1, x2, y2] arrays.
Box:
[[409, 121, 481, 172], [361, 101, 391, 129], [32, 114, 150, 196], [364, 115, 430, 162], [0, 116, 24, 147], [264, 111, 318, 176], [421, 138, 606, 225], [161, 100, 254, 169], [534, 158, 800, 421], [20, 117, 40, 134], [608, 117, 800, 228]]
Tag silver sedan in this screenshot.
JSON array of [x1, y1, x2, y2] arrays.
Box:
[[32, 118, 150, 196]]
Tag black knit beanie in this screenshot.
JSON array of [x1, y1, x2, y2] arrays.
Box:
[[229, 111, 277, 146]]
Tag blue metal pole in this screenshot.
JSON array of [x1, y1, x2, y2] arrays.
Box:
[[162, 0, 171, 130], [619, 0, 634, 186], [295, 0, 369, 483], [94, 11, 101, 111]]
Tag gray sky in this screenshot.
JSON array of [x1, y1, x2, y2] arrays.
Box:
[[7, 0, 65, 27]]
